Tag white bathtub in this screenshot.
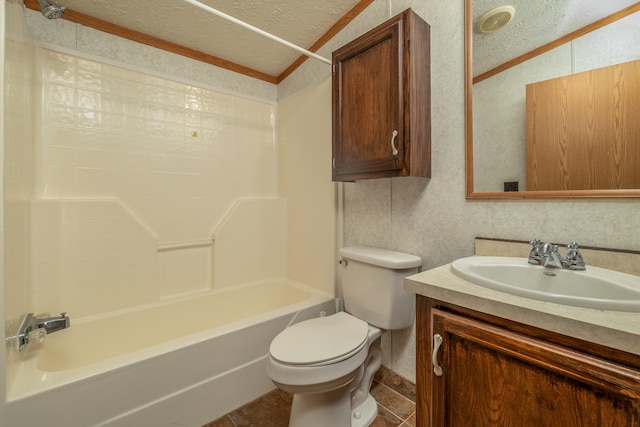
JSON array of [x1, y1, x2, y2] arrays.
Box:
[[5, 280, 335, 427]]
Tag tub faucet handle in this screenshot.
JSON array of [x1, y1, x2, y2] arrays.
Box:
[[28, 327, 47, 344]]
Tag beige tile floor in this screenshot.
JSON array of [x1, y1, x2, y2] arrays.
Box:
[[204, 366, 416, 427]]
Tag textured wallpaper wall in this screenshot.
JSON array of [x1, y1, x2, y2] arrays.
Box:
[[280, 0, 640, 382]]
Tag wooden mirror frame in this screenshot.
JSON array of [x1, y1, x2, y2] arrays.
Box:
[[464, 0, 640, 199]]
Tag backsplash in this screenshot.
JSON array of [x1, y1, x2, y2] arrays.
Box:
[[475, 237, 640, 276]]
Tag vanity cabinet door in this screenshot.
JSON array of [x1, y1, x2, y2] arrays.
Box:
[[417, 302, 640, 426], [331, 9, 430, 181]]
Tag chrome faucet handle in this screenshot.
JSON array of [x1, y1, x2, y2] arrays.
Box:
[[564, 242, 586, 270], [528, 238, 543, 265]]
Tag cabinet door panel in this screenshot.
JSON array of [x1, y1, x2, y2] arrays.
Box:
[[333, 19, 403, 178], [432, 309, 640, 427], [338, 34, 400, 164]]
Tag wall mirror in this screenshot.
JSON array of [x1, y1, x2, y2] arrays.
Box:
[[465, 0, 640, 198]]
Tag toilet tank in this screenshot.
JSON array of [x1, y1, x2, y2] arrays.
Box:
[[338, 247, 422, 330]]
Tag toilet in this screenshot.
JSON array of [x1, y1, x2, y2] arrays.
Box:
[[267, 246, 421, 427]]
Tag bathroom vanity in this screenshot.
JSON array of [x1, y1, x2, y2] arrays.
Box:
[[406, 264, 640, 427]]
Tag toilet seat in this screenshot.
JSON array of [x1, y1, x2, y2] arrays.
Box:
[[270, 312, 369, 366]]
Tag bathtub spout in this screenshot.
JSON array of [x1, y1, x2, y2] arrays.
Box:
[[36, 312, 70, 334], [16, 312, 70, 351]]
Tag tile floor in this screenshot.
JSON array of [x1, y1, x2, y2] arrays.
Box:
[[203, 366, 416, 427]]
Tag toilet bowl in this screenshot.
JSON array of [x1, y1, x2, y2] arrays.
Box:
[[267, 246, 422, 427], [268, 312, 382, 427]]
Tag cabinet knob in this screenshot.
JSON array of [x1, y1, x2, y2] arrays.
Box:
[[391, 130, 399, 157]]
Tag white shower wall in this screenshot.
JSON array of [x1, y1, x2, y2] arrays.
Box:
[[3, 0, 37, 396], [31, 48, 282, 317], [36, 49, 277, 242]]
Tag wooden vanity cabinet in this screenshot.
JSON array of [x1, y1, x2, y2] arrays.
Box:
[[416, 296, 640, 427], [331, 9, 431, 181]]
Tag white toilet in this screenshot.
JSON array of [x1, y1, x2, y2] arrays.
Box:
[[267, 246, 421, 427]]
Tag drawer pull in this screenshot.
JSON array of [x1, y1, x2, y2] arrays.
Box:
[[391, 130, 399, 156], [432, 333, 444, 376]]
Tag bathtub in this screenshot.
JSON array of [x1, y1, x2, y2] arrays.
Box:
[[4, 279, 335, 427]]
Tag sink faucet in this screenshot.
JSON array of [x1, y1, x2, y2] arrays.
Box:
[[540, 242, 564, 268], [528, 239, 586, 271], [15, 312, 70, 351]]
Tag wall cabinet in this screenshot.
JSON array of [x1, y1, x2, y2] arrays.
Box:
[[526, 59, 640, 191], [332, 9, 431, 181], [416, 297, 640, 426]]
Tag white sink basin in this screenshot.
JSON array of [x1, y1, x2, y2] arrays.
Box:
[[451, 256, 640, 312]]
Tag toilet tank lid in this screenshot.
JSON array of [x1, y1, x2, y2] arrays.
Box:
[[339, 246, 422, 269]]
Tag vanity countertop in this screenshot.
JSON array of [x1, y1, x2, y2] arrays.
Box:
[[405, 263, 640, 357]]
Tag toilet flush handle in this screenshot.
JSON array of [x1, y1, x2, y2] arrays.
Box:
[[338, 258, 348, 267]]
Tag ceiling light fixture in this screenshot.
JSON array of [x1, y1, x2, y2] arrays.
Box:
[[477, 6, 516, 33]]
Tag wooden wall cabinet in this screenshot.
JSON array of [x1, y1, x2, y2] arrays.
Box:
[[526, 59, 640, 191], [332, 9, 431, 181], [416, 296, 640, 426]]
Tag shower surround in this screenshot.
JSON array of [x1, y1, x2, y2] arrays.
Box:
[[31, 48, 282, 317], [2, 1, 339, 423]]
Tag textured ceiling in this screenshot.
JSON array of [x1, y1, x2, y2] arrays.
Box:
[[472, 0, 639, 76], [29, 1, 638, 81], [40, 0, 363, 78]]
